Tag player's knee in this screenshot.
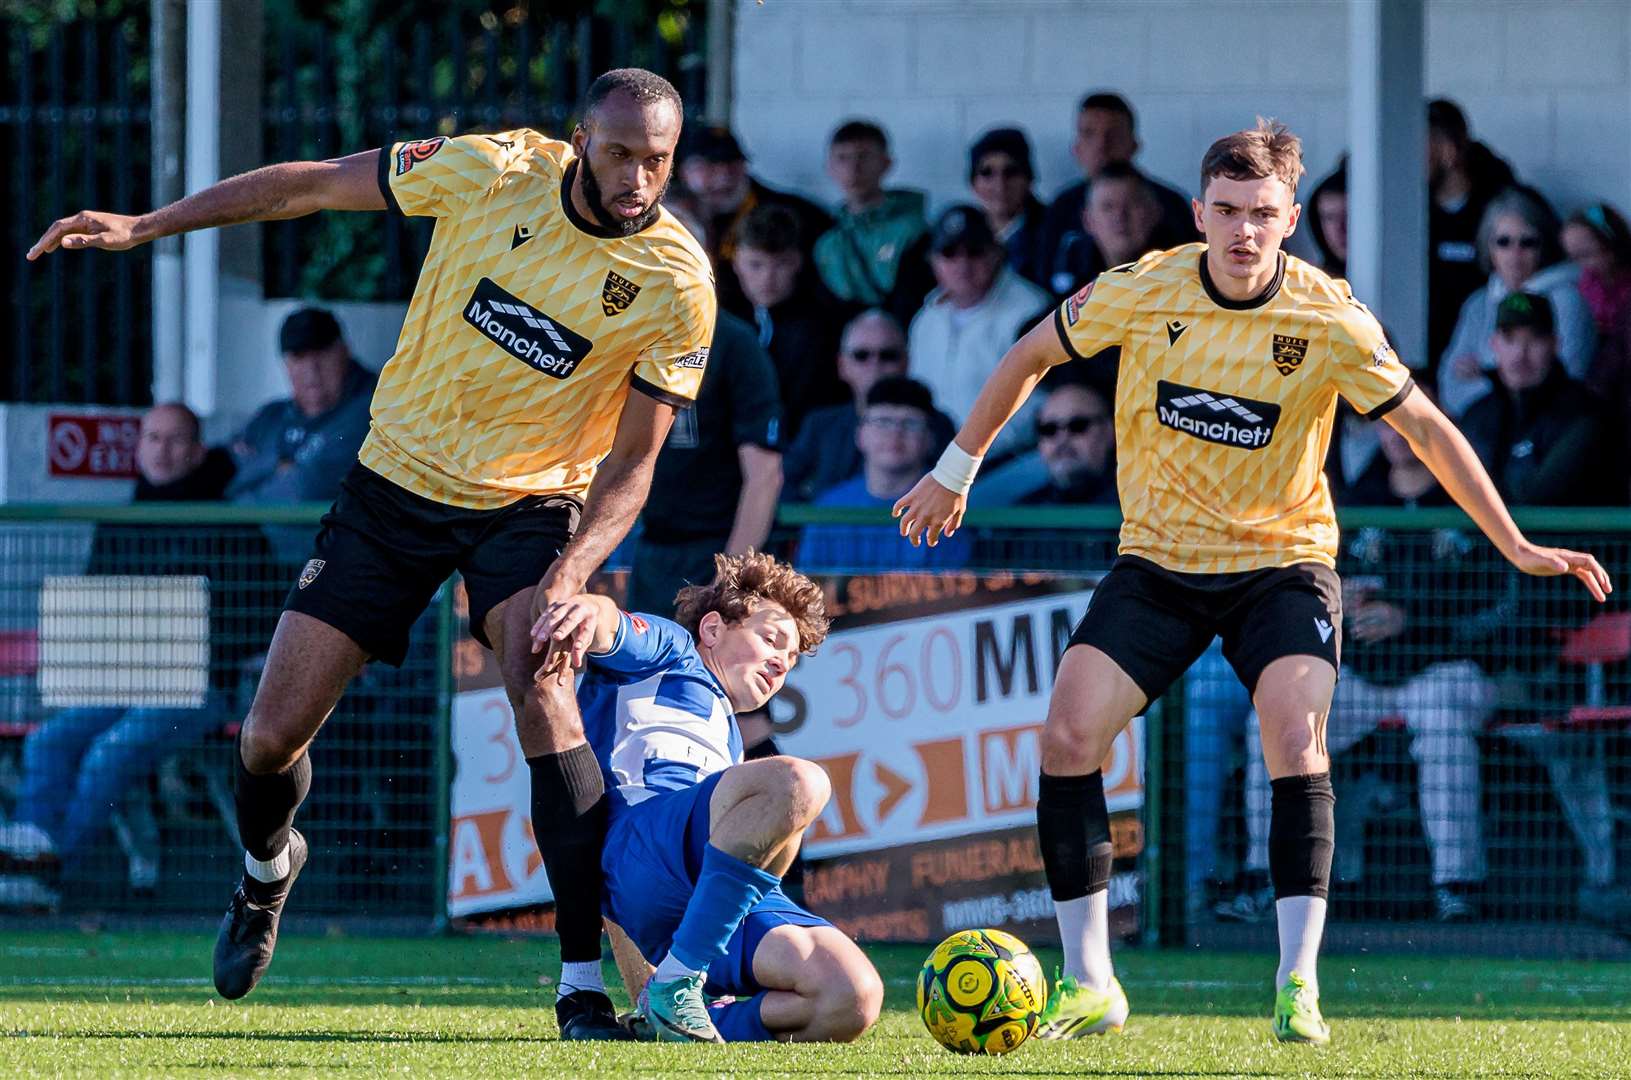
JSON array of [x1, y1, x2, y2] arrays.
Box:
[[783, 757, 832, 825], [1041, 714, 1110, 774], [239, 718, 305, 775], [811, 959, 883, 1042], [1262, 718, 1325, 773]]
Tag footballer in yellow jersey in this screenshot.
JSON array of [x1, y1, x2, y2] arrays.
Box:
[[29, 68, 712, 1039], [894, 119, 1608, 1047]]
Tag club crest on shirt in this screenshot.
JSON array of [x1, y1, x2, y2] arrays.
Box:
[[297, 559, 325, 590], [601, 270, 642, 317], [394, 137, 445, 176], [1271, 333, 1309, 376]]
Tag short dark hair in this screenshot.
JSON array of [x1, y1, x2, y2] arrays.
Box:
[[864, 375, 934, 414], [145, 401, 202, 443], [1090, 161, 1149, 192], [583, 68, 681, 120], [1079, 92, 1135, 131], [1199, 117, 1305, 197], [830, 119, 888, 151], [733, 204, 801, 255], [1427, 98, 1469, 145]]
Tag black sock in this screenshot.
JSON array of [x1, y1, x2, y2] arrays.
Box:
[[1037, 770, 1113, 902], [528, 744, 607, 965], [234, 735, 311, 862], [1269, 772, 1335, 901]]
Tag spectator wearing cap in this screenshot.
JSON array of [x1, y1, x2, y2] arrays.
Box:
[[228, 307, 377, 517], [799, 376, 971, 571], [679, 125, 832, 314], [1040, 93, 1194, 297], [1050, 162, 1165, 293], [1561, 202, 1631, 335], [1427, 99, 1536, 367], [908, 205, 1051, 459], [1460, 292, 1621, 506], [782, 309, 956, 502], [968, 127, 1049, 288], [729, 204, 852, 440], [1438, 190, 1595, 417], [812, 120, 934, 325]]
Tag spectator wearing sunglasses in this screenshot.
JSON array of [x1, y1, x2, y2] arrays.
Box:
[[1017, 381, 1118, 506], [1561, 202, 1631, 335], [782, 309, 956, 503], [1438, 189, 1595, 417], [969, 127, 1049, 288]]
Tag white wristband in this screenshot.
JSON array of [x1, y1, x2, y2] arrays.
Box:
[[930, 442, 983, 496]]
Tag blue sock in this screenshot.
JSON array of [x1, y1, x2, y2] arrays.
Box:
[[710, 991, 774, 1042], [668, 844, 779, 971]]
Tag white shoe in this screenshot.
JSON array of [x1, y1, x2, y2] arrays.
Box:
[[0, 821, 57, 860], [0, 873, 60, 911]]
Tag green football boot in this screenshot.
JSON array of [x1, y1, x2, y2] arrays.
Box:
[[1036, 973, 1129, 1040], [1272, 970, 1331, 1045], [640, 972, 724, 1043]]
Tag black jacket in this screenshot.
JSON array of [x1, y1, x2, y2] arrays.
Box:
[[1460, 365, 1622, 507]]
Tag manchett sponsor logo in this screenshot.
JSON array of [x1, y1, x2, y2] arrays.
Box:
[[1155, 380, 1280, 449], [463, 278, 593, 379]]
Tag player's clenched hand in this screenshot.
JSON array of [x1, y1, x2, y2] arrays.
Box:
[[27, 211, 146, 260], [1509, 541, 1613, 603], [892, 474, 966, 549]]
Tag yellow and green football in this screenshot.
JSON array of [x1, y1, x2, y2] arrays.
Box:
[[917, 928, 1048, 1055]]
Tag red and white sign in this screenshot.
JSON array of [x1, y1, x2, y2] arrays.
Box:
[[781, 590, 1144, 860], [46, 413, 140, 478], [447, 688, 554, 917]]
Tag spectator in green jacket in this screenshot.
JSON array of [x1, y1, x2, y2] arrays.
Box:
[[812, 120, 933, 325]]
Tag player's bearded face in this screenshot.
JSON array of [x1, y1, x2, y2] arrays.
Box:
[[578, 141, 671, 236], [697, 605, 801, 711], [1194, 174, 1300, 282]]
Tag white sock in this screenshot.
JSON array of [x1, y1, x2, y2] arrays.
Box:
[[244, 847, 289, 883], [1275, 895, 1327, 994], [557, 959, 605, 998], [1055, 891, 1113, 991], [652, 951, 704, 984]]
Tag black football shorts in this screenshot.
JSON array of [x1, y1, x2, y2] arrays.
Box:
[[1068, 555, 1342, 702], [282, 463, 580, 665]]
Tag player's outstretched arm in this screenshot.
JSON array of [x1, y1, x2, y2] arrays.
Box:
[[894, 316, 1066, 546], [532, 390, 677, 665], [26, 149, 385, 260], [1384, 386, 1612, 601]]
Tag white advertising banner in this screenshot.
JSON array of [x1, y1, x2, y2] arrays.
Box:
[[447, 686, 554, 918], [779, 589, 1144, 860]]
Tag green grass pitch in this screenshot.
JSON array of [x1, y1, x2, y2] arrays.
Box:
[[3, 931, 1627, 1076]]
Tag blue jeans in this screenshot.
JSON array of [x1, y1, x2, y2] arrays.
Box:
[[1182, 640, 1253, 890], [16, 699, 224, 860]]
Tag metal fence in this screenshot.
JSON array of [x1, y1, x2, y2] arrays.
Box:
[[2, 503, 1626, 957], [0, 503, 452, 924]]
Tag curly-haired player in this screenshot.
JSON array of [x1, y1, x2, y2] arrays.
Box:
[[539, 551, 882, 1043]]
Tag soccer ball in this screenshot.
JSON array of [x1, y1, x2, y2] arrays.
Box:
[[917, 928, 1048, 1055]]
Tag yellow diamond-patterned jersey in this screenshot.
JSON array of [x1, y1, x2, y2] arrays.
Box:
[[363, 129, 716, 509], [1053, 243, 1414, 574]]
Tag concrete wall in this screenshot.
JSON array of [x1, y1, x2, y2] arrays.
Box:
[[730, 0, 1631, 234]]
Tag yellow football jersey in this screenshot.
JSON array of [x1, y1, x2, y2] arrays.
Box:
[[364, 129, 716, 508], [1053, 243, 1414, 574]]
